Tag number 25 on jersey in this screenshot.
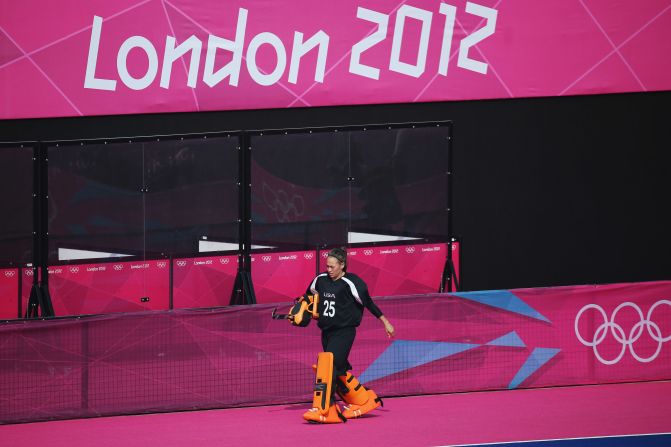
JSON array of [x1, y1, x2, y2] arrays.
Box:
[[323, 300, 336, 317]]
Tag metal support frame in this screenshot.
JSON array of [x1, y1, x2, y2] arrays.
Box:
[[231, 133, 256, 305], [26, 142, 54, 318], [10, 121, 455, 315], [441, 123, 458, 293]]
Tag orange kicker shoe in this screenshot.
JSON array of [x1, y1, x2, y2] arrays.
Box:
[[303, 404, 347, 424], [341, 389, 382, 419]]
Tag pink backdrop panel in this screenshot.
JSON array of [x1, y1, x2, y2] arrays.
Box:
[[352, 281, 671, 394], [0, 269, 19, 319], [252, 250, 317, 304], [172, 255, 237, 309], [2, 0, 670, 118], [451, 241, 460, 292], [326, 242, 450, 297], [516, 282, 671, 386], [2, 280, 670, 424], [21, 260, 170, 316]]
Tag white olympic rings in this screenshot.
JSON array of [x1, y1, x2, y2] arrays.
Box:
[[575, 300, 671, 365]]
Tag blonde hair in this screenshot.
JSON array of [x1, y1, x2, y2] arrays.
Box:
[[327, 247, 347, 271]]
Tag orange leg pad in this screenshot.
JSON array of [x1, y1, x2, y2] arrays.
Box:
[[312, 352, 334, 415], [337, 373, 382, 419], [303, 403, 346, 424], [337, 372, 369, 406], [340, 390, 381, 419]]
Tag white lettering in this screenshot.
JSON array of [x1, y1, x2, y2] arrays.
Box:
[[130, 263, 150, 270], [380, 249, 399, 254], [246, 32, 287, 86], [82, 3, 498, 92], [349, 7, 389, 80], [458, 2, 498, 74], [161, 35, 202, 89], [421, 246, 442, 252], [438, 3, 457, 76], [84, 16, 117, 91], [288, 30, 329, 84], [324, 300, 336, 317], [117, 36, 159, 90], [389, 5, 432, 78], [204, 8, 248, 87]]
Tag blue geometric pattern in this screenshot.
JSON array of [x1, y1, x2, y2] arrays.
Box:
[[358, 292, 558, 388], [449, 434, 671, 447], [508, 347, 561, 389], [359, 334, 560, 390], [73, 182, 136, 203], [486, 331, 526, 348], [451, 290, 550, 322], [359, 340, 480, 384]]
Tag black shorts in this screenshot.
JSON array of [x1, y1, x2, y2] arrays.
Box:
[[321, 326, 356, 377]]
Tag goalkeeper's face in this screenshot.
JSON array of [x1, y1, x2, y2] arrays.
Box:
[[326, 256, 345, 280]]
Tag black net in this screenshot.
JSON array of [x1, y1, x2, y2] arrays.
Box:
[[250, 131, 350, 249], [48, 136, 239, 261], [3, 281, 670, 425], [48, 141, 145, 260], [250, 124, 450, 251], [143, 136, 239, 255], [0, 145, 34, 265], [349, 126, 450, 238]]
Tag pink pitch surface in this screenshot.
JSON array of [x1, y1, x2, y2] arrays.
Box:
[[2, 381, 670, 447]]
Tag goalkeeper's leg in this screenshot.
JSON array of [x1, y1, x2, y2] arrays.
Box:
[[302, 352, 346, 424], [336, 372, 382, 419]]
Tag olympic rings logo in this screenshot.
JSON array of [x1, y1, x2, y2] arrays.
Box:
[[363, 249, 373, 256], [262, 256, 272, 262], [69, 267, 80, 274], [176, 261, 187, 267], [113, 264, 124, 271], [304, 253, 314, 260], [405, 247, 416, 254], [4, 271, 16, 278], [220, 258, 230, 264], [157, 262, 167, 269], [261, 183, 304, 223], [575, 301, 671, 365]]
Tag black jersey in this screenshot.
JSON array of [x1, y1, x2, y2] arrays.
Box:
[[306, 272, 383, 331]]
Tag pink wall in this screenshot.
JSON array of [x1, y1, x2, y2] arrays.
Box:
[[21, 260, 170, 316], [332, 242, 453, 297], [252, 250, 317, 304], [2, 0, 670, 119], [172, 255, 237, 309], [2, 280, 669, 424], [0, 269, 19, 319], [6, 241, 458, 317]]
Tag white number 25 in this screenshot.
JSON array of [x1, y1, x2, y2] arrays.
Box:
[[324, 300, 336, 317]]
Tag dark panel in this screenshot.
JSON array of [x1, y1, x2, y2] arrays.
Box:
[[0, 145, 33, 265], [250, 131, 349, 249], [47, 142, 144, 261], [349, 125, 450, 239], [3, 91, 670, 290], [143, 136, 239, 255]]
